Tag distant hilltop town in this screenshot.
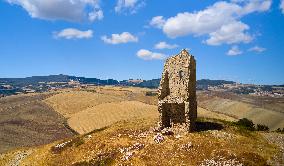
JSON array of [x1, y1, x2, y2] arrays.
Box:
[[0, 74, 283, 98]]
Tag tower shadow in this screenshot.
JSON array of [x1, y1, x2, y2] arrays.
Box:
[[195, 121, 224, 132]]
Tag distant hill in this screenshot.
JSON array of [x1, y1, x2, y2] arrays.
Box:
[[0, 74, 119, 87], [132, 79, 236, 89], [0, 75, 236, 89], [197, 79, 235, 86], [134, 79, 161, 88], [0, 74, 70, 87]]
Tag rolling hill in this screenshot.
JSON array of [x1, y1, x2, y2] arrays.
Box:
[[0, 86, 283, 165]]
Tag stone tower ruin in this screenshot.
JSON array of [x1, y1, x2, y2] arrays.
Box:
[[158, 49, 197, 131]]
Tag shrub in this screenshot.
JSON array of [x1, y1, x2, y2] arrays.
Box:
[[235, 118, 255, 131], [256, 124, 269, 131], [275, 128, 284, 133]]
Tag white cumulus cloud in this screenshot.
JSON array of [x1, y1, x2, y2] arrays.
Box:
[[88, 9, 104, 22], [151, 0, 271, 45], [6, 0, 103, 22], [115, 0, 145, 14], [248, 46, 266, 52], [232, 0, 272, 14], [101, 32, 138, 44], [154, 41, 178, 49], [280, 0, 284, 14], [149, 16, 166, 29], [53, 28, 93, 39], [136, 49, 165, 60], [227, 45, 243, 56], [205, 21, 252, 45]]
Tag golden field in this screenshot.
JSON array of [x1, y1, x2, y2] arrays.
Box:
[[44, 86, 236, 134], [0, 86, 283, 165]]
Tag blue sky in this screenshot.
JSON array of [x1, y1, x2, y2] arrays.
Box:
[[0, 0, 283, 85]]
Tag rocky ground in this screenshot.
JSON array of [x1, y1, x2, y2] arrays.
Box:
[[1, 150, 33, 166], [262, 132, 284, 165], [1, 118, 282, 166]]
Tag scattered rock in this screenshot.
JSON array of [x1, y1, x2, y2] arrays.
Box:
[[6, 150, 33, 166], [132, 143, 145, 150], [262, 132, 284, 165], [153, 133, 165, 144], [181, 142, 193, 150], [209, 130, 234, 139], [138, 132, 148, 138], [86, 135, 92, 139], [123, 151, 134, 161], [119, 142, 145, 161], [55, 140, 72, 149], [161, 127, 174, 135], [153, 126, 162, 132], [199, 157, 242, 166], [175, 134, 182, 139]]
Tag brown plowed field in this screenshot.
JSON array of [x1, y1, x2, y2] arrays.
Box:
[[0, 93, 75, 154]]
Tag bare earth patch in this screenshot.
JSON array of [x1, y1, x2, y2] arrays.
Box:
[[0, 93, 75, 154]]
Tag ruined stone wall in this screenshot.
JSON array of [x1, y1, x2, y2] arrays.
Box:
[[158, 49, 197, 131]]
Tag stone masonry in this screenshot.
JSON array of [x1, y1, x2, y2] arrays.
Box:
[[158, 49, 197, 131]]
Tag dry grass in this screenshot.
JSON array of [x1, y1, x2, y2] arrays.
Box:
[[94, 86, 158, 105], [198, 92, 284, 130], [1, 87, 283, 165], [44, 90, 124, 118], [43, 86, 159, 134], [44, 86, 158, 118], [68, 101, 159, 134], [44, 87, 234, 135], [8, 118, 279, 166], [197, 107, 237, 122], [0, 86, 283, 165]]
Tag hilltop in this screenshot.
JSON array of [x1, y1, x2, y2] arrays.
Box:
[[0, 116, 283, 165], [0, 86, 283, 165]]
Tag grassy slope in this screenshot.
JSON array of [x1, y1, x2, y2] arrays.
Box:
[[198, 91, 284, 130], [1, 118, 281, 166], [0, 87, 283, 165]]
